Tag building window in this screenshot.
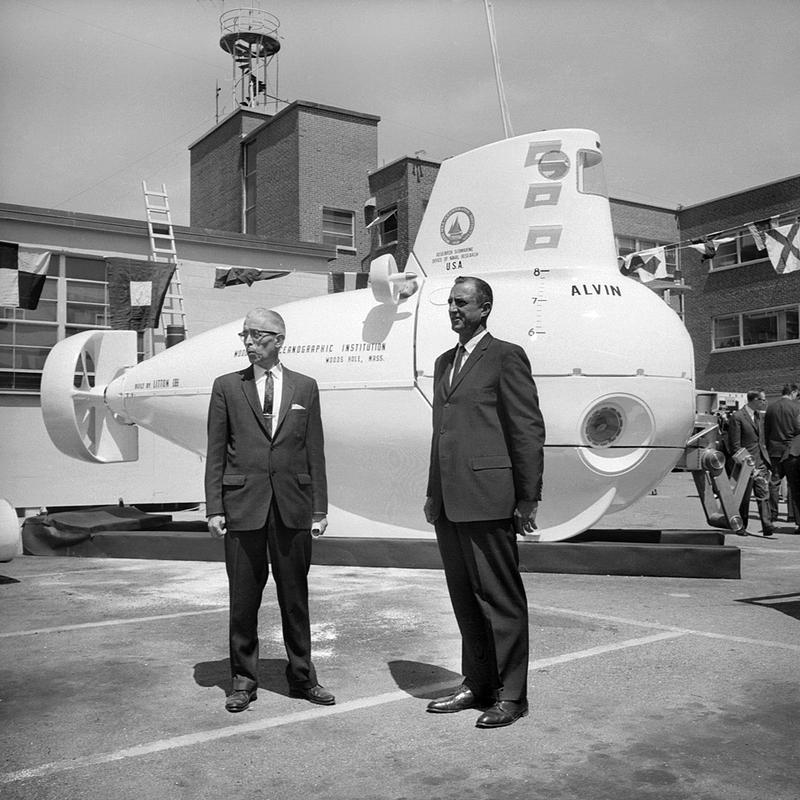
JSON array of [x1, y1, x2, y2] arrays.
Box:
[[375, 206, 398, 247], [712, 305, 799, 350], [0, 254, 108, 394], [322, 207, 355, 250], [243, 139, 257, 235], [711, 231, 764, 269]]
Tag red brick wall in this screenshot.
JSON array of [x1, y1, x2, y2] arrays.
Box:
[[678, 176, 800, 397], [189, 110, 271, 231], [367, 158, 439, 273], [251, 110, 300, 242], [295, 106, 378, 273], [610, 200, 679, 243]]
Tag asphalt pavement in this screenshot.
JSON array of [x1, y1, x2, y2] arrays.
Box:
[[1, 472, 799, 800]]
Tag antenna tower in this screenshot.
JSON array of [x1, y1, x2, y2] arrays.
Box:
[[219, 6, 281, 112]]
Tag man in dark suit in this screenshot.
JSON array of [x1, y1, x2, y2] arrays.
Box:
[[781, 428, 800, 535], [728, 389, 774, 536], [205, 307, 334, 712], [424, 276, 545, 729], [764, 384, 800, 523]]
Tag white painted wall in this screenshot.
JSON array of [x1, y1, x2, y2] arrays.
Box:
[[179, 261, 329, 337]]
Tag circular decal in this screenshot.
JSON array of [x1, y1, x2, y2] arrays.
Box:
[[440, 207, 475, 245], [538, 150, 570, 180]]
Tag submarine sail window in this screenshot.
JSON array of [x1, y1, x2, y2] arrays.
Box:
[[577, 150, 607, 197]]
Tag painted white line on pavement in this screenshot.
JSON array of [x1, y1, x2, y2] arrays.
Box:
[[6, 564, 189, 579], [532, 631, 685, 668], [531, 603, 800, 652], [0, 608, 226, 639], [0, 631, 685, 784]]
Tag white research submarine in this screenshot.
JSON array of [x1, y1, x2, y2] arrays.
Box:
[[40, 128, 706, 542]]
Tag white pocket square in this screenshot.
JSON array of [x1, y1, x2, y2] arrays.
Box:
[[291, 403, 306, 410]]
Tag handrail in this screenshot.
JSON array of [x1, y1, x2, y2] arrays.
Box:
[[220, 8, 280, 37]]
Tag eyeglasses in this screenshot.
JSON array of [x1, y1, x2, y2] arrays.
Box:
[[238, 329, 280, 341]]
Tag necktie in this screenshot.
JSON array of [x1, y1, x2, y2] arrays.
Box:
[[263, 371, 274, 418], [451, 345, 465, 385]]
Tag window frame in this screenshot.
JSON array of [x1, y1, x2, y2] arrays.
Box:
[[0, 252, 109, 395], [708, 230, 767, 271], [322, 206, 355, 252], [711, 303, 800, 352], [376, 205, 398, 248]]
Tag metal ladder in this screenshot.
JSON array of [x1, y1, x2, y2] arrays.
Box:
[[142, 182, 186, 353]]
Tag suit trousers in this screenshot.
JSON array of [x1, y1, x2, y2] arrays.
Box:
[[224, 501, 317, 692], [434, 514, 529, 702], [784, 456, 800, 526], [739, 462, 772, 532], [768, 462, 784, 521]]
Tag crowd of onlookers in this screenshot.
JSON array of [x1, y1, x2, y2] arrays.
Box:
[[716, 384, 800, 536]]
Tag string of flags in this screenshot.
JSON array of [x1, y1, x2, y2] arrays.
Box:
[[618, 246, 668, 283], [619, 209, 800, 279]]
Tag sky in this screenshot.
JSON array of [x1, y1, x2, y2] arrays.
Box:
[[1, 0, 798, 227]]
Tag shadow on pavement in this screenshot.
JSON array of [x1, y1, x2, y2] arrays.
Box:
[[388, 659, 461, 699], [193, 657, 294, 697], [736, 592, 800, 622]]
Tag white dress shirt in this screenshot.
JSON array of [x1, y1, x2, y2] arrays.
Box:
[[450, 329, 488, 383], [254, 361, 283, 437]]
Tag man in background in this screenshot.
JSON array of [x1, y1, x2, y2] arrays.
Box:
[[764, 383, 800, 525], [728, 389, 774, 536]]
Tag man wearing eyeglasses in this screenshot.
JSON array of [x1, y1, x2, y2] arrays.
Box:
[[205, 307, 333, 712]]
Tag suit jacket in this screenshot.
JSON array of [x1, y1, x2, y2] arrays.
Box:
[[764, 397, 800, 461], [728, 407, 770, 468], [205, 364, 327, 531], [427, 333, 545, 523]]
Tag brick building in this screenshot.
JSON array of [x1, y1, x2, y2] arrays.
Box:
[[679, 176, 800, 397], [365, 155, 440, 272], [190, 101, 379, 274]]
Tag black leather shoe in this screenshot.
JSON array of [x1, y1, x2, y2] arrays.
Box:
[[763, 526, 775, 536], [427, 684, 489, 713], [225, 688, 257, 713], [290, 684, 336, 705], [475, 699, 529, 728]]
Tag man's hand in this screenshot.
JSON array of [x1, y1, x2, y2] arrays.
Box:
[[424, 497, 438, 525], [311, 514, 328, 538], [513, 501, 538, 535], [207, 514, 227, 539]]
